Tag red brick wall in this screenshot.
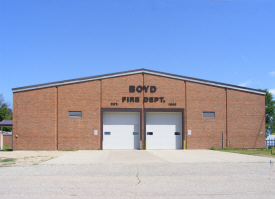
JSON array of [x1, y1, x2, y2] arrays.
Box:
[[58, 81, 101, 150], [102, 74, 143, 108], [227, 90, 265, 149], [143, 74, 185, 109], [13, 88, 56, 150], [101, 74, 185, 109], [186, 82, 226, 149], [3, 135, 12, 147]]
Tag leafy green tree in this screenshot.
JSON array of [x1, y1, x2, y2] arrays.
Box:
[[0, 94, 13, 131], [264, 89, 275, 136]]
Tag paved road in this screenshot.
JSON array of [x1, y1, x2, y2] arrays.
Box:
[[1, 150, 275, 199]]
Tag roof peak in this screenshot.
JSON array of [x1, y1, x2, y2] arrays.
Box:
[[12, 68, 265, 95]]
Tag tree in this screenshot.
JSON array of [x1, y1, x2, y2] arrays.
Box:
[[0, 103, 12, 120], [264, 89, 275, 136], [0, 94, 13, 131]]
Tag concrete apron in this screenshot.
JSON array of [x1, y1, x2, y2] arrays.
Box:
[[41, 150, 275, 165]]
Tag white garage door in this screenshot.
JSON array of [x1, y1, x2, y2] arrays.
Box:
[[146, 112, 182, 149], [103, 112, 140, 150]]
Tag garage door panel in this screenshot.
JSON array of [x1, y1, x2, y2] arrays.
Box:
[[103, 112, 140, 150], [146, 112, 182, 150]]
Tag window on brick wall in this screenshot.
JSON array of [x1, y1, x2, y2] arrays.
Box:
[[203, 112, 215, 118], [69, 111, 82, 118]]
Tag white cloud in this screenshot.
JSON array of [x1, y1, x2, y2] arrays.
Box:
[[270, 71, 275, 76], [269, 89, 275, 95], [238, 80, 251, 87]]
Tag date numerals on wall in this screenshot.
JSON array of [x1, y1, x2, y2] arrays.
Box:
[[168, 103, 177, 106], [111, 103, 118, 106]]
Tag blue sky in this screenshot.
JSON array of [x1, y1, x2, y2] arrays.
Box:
[[1, 0, 275, 108]]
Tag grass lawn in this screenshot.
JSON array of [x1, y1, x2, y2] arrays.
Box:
[[0, 157, 16, 167], [212, 147, 275, 158], [0, 158, 15, 163], [0, 146, 12, 151]]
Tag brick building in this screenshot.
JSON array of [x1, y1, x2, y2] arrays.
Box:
[[12, 69, 266, 150]]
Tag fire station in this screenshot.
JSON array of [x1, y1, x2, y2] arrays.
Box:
[[12, 69, 266, 150]]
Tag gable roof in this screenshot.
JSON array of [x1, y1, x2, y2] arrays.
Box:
[[12, 69, 265, 95]]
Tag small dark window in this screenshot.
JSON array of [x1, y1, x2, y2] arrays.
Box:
[[147, 132, 153, 135], [69, 111, 82, 118], [175, 132, 181, 135], [133, 132, 139, 135], [203, 112, 215, 118], [104, 132, 111, 135]]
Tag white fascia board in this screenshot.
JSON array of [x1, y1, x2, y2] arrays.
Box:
[[143, 71, 265, 95], [12, 71, 142, 93], [12, 69, 265, 95]]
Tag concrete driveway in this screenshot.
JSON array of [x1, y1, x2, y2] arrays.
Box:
[[41, 149, 275, 165], [1, 150, 275, 199]]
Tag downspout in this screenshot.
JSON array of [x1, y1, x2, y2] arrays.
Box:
[[226, 89, 228, 148], [56, 86, 58, 150]]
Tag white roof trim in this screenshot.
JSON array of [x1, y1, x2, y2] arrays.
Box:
[[143, 70, 265, 95], [12, 69, 265, 95]]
